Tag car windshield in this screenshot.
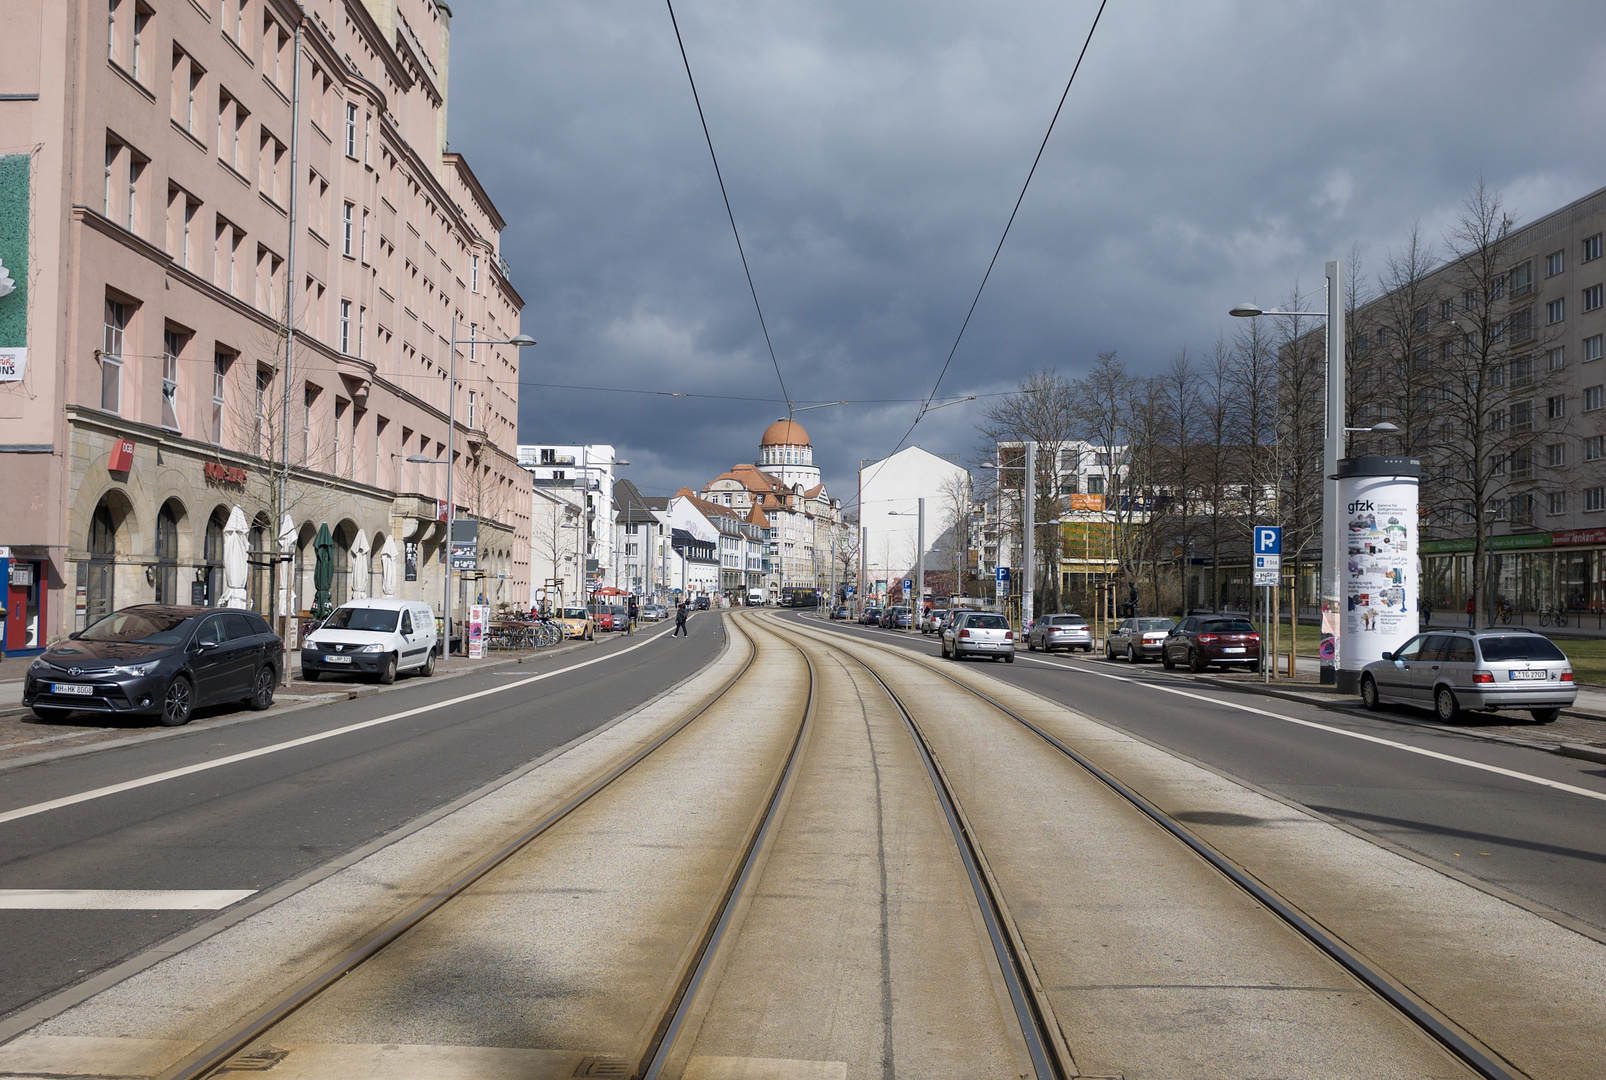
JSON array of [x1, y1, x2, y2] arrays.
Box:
[[1201, 619, 1256, 632], [79, 610, 196, 644], [322, 607, 400, 632], [966, 615, 1010, 630], [1139, 619, 1175, 631], [1479, 635, 1568, 662], [562, 608, 588, 619]]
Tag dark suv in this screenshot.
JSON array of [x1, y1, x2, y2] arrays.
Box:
[[1161, 615, 1261, 673], [24, 605, 282, 726]]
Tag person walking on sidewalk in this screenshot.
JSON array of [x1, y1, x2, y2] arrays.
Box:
[[1466, 596, 1475, 628], [672, 601, 689, 636]]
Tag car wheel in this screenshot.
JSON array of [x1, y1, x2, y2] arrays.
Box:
[[1005, 653, 1015, 663], [248, 666, 276, 711], [161, 676, 194, 727], [948, 647, 961, 662], [302, 669, 318, 682], [1530, 706, 1562, 724], [1360, 674, 1380, 711], [1189, 650, 1208, 674], [1162, 649, 1175, 670], [1105, 644, 1114, 660], [31, 705, 72, 722], [1435, 686, 1461, 722], [1127, 645, 1138, 663], [378, 654, 398, 685], [421, 650, 436, 677]]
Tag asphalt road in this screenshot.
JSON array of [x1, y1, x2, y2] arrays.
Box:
[[800, 613, 1606, 937], [0, 614, 724, 1024]]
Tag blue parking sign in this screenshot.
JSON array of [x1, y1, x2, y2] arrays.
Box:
[[1254, 526, 1282, 556], [996, 566, 1011, 583]]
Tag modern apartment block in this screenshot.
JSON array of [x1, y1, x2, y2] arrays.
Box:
[[1344, 185, 1606, 613], [0, 0, 530, 652]]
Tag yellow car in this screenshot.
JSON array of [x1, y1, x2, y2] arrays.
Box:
[[553, 606, 596, 641]]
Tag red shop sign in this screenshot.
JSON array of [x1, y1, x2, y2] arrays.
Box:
[[1553, 528, 1606, 547], [107, 437, 135, 473], [204, 461, 248, 485]]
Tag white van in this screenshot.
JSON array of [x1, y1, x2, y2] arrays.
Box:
[[300, 598, 438, 684]]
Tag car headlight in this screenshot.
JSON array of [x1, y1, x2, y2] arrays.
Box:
[[111, 660, 162, 677], [361, 643, 387, 653]]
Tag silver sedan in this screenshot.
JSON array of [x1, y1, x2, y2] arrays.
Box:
[[1105, 617, 1177, 662], [1359, 629, 1575, 723], [1025, 614, 1093, 653]]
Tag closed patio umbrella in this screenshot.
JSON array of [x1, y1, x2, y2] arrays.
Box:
[[350, 529, 370, 600], [313, 523, 334, 615], [378, 535, 398, 598], [221, 506, 249, 609], [277, 514, 297, 615]]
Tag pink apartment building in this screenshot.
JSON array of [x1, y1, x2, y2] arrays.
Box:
[[0, 0, 531, 654]]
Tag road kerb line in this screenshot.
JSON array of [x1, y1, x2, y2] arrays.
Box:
[[1015, 653, 1606, 803], [0, 632, 668, 826]]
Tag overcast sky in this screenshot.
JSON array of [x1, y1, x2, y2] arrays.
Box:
[[445, 0, 1606, 504]]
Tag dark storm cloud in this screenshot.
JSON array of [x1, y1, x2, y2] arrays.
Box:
[[444, 0, 1606, 500]]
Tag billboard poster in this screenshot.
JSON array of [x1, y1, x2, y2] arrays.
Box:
[[468, 604, 487, 659], [404, 541, 418, 581], [1338, 464, 1419, 673]]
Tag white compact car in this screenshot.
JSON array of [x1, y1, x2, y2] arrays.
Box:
[[301, 599, 438, 684]]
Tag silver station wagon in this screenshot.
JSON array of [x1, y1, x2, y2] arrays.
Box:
[[1359, 629, 1575, 723]]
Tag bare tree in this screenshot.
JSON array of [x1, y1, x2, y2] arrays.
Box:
[[1362, 222, 1440, 461], [1199, 336, 1238, 611], [935, 472, 975, 602]]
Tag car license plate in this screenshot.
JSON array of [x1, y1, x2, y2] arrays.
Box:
[[51, 683, 94, 695], [324, 655, 353, 664], [1508, 669, 1546, 680], [1223, 647, 1246, 654]]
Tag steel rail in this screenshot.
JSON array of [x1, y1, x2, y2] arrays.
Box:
[[769, 616, 1065, 1080], [641, 615, 818, 1078], [792, 615, 1525, 1080], [159, 615, 776, 1080]]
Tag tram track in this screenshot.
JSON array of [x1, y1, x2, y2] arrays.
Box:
[[154, 614, 817, 1080], [773, 612, 1519, 1080]]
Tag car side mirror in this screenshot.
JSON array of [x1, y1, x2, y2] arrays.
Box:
[[68, 631, 82, 640], [1379, 651, 1392, 661], [196, 639, 219, 651]]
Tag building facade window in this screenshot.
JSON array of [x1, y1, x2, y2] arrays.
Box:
[[154, 502, 180, 605], [1549, 346, 1566, 370], [339, 299, 351, 354], [1511, 261, 1533, 296], [1589, 487, 1606, 513], [1548, 443, 1567, 468], [342, 201, 353, 256], [1586, 385, 1604, 412], [1586, 234, 1603, 263], [102, 298, 125, 413], [1586, 284, 1603, 312], [1547, 298, 1565, 324], [1587, 435, 1604, 462], [470, 254, 479, 292], [1546, 250, 1566, 277], [1549, 491, 1567, 516], [162, 328, 181, 430], [1548, 394, 1566, 420], [344, 102, 357, 157], [1588, 335, 1605, 363], [212, 352, 229, 443]]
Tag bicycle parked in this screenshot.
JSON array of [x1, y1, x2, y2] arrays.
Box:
[[1492, 599, 1513, 625], [1539, 604, 1569, 627]]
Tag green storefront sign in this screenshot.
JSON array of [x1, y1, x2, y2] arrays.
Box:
[[1420, 533, 1554, 554]]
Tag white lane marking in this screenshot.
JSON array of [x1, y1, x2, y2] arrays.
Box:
[[1013, 653, 1606, 803], [0, 629, 673, 827], [0, 889, 256, 910]]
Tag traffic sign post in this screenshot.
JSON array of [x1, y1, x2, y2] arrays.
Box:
[[995, 566, 1011, 599], [1253, 525, 1281, 683]]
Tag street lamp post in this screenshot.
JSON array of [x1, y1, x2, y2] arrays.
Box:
[[1231, 260, 1344, 683], [408, 322, 535, 655]]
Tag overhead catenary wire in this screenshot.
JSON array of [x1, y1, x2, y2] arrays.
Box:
[[854, 0, 1110, 513], [665, 0, 793, 417]]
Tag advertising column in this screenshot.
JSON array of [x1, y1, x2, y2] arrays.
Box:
[[1335, 456, 1421, 694]]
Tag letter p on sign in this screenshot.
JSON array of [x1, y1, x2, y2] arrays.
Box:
[[1254, 526, 1281, 556]]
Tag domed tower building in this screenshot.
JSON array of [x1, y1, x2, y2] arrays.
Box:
[[698, 419, 845, 601], [758, 419, 821, 492]]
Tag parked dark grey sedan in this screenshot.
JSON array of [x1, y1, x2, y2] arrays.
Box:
[[24, 605, 282, 727], [1105, 617, 1178, 662]]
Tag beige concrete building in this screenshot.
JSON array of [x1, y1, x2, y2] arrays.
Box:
[[0, 0, 530, 652]]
